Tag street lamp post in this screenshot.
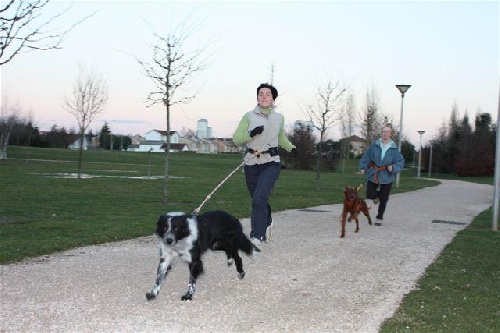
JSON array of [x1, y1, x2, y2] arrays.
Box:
[[417, 130, 425, 178], [148, 148, 153, 179], [428, 142, 433, 178], [395, 84, 411, 187]]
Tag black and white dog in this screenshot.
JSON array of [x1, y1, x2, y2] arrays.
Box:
[[146, 210, 259, 301]]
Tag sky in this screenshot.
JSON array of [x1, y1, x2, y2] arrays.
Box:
[[1, 0, 498, 147]]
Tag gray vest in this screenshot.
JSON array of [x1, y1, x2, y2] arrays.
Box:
[[245, 107, 283, 165]]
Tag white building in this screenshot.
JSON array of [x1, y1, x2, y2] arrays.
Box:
[[294, 120, 315, 132], [68, 137, 91, 150], [127, 130, 180, 152], [127, 125, 226, 154]]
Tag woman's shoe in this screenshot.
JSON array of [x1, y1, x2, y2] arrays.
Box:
[[264, 220, 274, 243]]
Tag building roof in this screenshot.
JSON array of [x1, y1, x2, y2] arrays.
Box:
[[160, 143, 187, 150], [147, 129, 178, 136], [340, 135, 365, 143]]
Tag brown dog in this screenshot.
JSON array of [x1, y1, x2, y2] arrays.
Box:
[[340, 184, 372, 238]]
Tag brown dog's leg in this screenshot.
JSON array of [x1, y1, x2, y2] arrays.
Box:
[[340, 211, 347, 238], [359, 200, 372, 225]]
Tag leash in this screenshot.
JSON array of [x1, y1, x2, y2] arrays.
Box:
[[192, 160, 246, 215], [368, 162, 387, 184]]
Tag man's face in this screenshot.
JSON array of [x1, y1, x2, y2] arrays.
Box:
[[257, 88, 274, 109]]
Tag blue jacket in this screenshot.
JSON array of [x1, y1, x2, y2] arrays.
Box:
[[359, 139, 405, 184]]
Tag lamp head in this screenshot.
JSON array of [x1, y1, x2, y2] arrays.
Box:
[[396, 84, 411, 95], [418, 130, 425, 135]]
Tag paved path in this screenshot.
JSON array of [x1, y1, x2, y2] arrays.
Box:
[[0, 180, 493, 332]]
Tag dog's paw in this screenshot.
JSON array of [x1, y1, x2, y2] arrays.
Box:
[[181, 293, 193, 301], [146, 292, 156, 301], [238, 271, 245, 280], [227, 258, 234, 266], [252, 244, 261, 252], [249, 249, 260, 262]]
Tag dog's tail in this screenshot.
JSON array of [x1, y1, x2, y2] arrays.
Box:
[[239, 233, 261, 256]]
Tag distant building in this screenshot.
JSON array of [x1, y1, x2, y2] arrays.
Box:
[[293, 120, 315, 132], [160, 143, 189, 152], [211, 138, 241, 153], [144, 129, 180, 143], [130, 135, 144, 145], [196, 119, 212, 139], [127, 120, 240, 154], [127, 130, 179, 152], [339, 135, 366, 157], [68, 137, 91, 150], [178, 136, 199, 152]]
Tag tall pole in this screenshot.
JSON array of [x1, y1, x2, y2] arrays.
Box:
[[428, 142, 433, 178], [417, 131, 425, 178], [493, 88, 499, 231], [395, 85, 411, 187], [148, 148, 152, 179]]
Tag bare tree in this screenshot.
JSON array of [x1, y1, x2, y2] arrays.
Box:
[[179, 126, 195, 138], [0, 0, 94, 66], [306, 78, 348, 182], [63, 65, 108, 178], [359, 85, 383, 146], [341, 93, 356, 138], [136, 22, 212, 205], [0, 98, 21, 159]]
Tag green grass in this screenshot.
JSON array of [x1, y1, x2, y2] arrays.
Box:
[[428, 172, 494, 185], [1, 146, 438, 263], [1, 146, 498, 332], [380, 208, 500, 332]]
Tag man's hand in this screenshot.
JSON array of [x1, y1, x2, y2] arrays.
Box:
[[359, 169, 365, 174], [249, 126, 264, 137], [387, 165, 393, 172]]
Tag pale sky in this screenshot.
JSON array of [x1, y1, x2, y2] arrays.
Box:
[[2, 0, 498, 147]]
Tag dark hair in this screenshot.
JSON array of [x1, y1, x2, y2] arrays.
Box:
[[257, 83, 278, 100]]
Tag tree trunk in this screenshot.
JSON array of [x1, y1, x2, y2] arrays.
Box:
[[0, 134, 9, 159], [0, 123, 13, 160], [77, 131, 84, 179], [316, 132, 325, 187], [162, 103, 171, 205]]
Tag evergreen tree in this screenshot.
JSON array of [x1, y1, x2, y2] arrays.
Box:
[[99, 122, 111, 149]]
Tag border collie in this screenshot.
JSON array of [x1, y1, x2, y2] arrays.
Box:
[[146, 210, 259, 301]]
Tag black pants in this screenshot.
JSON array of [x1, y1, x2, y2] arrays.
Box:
[[366, 180, 392, 220]]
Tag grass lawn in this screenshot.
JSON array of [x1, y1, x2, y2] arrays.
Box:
[[380, 208, 500, 332], [1, 145, 498, 332], [0, 145, 438, 263]]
